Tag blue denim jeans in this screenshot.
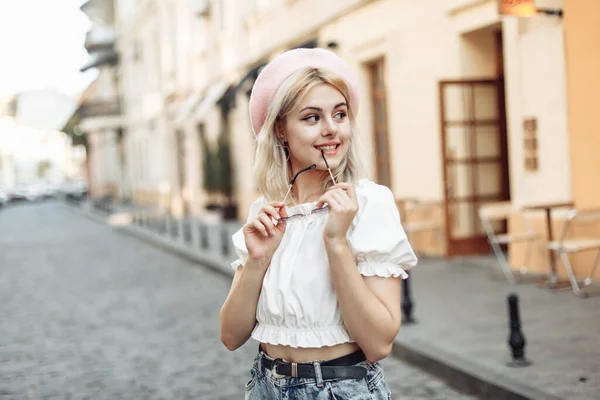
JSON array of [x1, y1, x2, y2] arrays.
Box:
[[244, 350, 392, 399]]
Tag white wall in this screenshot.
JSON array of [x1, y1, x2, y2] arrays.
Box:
[[503, 16, 571, 206]]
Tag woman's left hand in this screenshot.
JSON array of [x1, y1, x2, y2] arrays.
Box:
[[316, 183, 358, 244]]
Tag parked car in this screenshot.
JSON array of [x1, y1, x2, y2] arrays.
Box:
[[61, 181, 88, 200], [11, 184, 47, 202]]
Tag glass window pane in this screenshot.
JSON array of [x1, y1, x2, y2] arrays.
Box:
[[473, 85, 498, 120], [446, 126, 472, 160], [475, 126, 500, 158], [449, 164, 473, 198], [451, 202, 476, 238], [443, 85, 471, 121], [477, 163, 501, 196]]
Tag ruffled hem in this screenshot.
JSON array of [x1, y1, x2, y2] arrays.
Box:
[[251, 323, 353, 348], [357, 261, 409, 279]]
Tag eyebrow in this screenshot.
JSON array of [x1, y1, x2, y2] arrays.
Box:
[[299, 102, 347, 113]]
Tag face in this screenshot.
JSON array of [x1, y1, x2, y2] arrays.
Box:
[[279, 83, 351, 174]]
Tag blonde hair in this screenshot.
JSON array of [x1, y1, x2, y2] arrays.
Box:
[[254, 67, 367, 202]]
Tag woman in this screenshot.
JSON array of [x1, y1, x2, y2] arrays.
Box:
[[220, 48, 417, 399]]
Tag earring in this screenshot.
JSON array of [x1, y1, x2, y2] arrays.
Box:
[[274, 139, 290, 167]]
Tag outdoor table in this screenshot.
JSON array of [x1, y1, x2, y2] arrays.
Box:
[[523, 201, 574, 289]]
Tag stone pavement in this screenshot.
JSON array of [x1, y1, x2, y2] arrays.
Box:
[[75, 200, 600, 400], [0, 201, 478, 400], [395, 256, 600, 400]]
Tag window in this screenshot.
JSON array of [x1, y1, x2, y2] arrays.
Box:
[[366, 57, 392, 187]]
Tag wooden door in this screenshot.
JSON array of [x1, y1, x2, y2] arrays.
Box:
[[439, 79, 510, 256]]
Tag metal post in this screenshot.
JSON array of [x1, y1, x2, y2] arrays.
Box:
[[190, 218, 201, 248], [507, 294, 531, 367], [221, 225, 229, 256], [199, 223, 209, 250], [401, 272, 415, 324], [183, 218, 192, 244]]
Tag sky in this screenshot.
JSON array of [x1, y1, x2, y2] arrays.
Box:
[[0, 0, 98, 99]]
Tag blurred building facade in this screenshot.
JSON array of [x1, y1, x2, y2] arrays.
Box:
[[83, 0, 598, 278], [78, 0, 126, 200], [1, 91, 86, 191], [0, 97, 17, 190]]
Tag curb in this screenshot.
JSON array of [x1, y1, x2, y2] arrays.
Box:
[[117, 223, 235, 280], [391, 338, 565, 400], [65, 201, 565, 400], [63, 202, 236, 280]]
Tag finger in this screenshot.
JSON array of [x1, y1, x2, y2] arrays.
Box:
[[329, 183, 358, 206], [278, 206, 288, 218], [344, 184, 358, 204], [316, 192, 332, 209], [330, 189, 351, 205], [260, 204, 285, 227], [328, 182, 351, 191], [323, 194, 342, 211], [260, 204, 281, 218], [330, 190, 355, 212], [249, 219, 269, 237], [258, 213, 275, 234], [268, 200, 285, 210]]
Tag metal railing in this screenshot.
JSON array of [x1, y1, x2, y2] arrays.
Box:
[[79, 98, 122, 118], [129, 209, 238, 258]]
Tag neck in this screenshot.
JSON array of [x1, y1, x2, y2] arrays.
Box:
[[289, 168, 328, 204]]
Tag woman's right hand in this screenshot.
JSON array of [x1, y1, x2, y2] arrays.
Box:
[[243, 201, 288, 262]]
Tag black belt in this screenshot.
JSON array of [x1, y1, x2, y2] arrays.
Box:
[[260, 348, 367, 380]]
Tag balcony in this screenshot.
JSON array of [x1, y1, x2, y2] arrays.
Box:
[[192, 0, 211, 16], [79, 98, 122, 119], [84, 26, 117, 52]]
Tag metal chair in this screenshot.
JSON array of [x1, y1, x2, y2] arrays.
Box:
[[478, 201, 545, 284], [547, 209, 600, 297]]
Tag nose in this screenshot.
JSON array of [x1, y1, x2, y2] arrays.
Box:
[[321, 116, 338, 137]]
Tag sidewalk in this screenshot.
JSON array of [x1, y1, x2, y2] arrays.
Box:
[[394, 256, 599, 400], [68, 201, 600, 400]]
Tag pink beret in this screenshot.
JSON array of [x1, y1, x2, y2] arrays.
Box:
[[249, 48, 360, 136]]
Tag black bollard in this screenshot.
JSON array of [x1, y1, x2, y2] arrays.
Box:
[[170, 218, 178, 239], [401, 272, 415, 324], [200, 223, 209, 250], [506, 294, 531, 367], [183, 220, 191, 243], [221, 226, 229, 256]]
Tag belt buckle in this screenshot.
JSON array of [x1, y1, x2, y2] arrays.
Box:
[[271, 359, 286, 379]]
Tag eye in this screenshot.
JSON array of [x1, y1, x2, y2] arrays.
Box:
[[302, 115, 320, 123], [334, 111, 347, 120]]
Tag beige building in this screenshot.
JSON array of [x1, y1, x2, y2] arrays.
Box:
[[79, 0, 126, 199], [110, 0, 598, 281], [193, 0, 570, 249]]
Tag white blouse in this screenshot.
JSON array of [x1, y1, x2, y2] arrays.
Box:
[[230, 179, 418, 348]]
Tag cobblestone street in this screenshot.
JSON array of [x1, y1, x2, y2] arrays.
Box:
[[0, 202, 478, 399]]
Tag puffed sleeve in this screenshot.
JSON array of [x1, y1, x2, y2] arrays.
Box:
[[347, 180, 418, 279], [230, 197, 264, 271]]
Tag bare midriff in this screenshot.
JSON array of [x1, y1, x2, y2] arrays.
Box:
[[260, 341, 360, 363]]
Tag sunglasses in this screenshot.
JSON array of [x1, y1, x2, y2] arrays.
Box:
[[278, 150, 336, 222]]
